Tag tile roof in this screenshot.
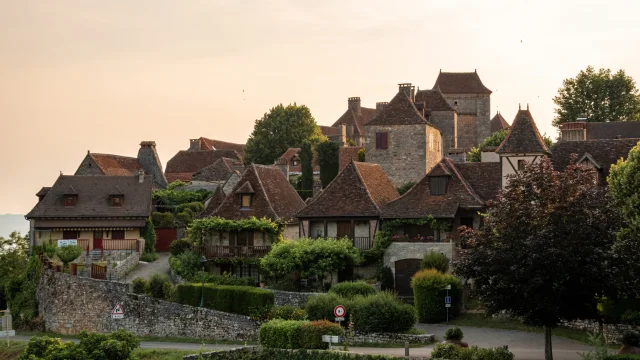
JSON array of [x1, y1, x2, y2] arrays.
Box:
[[366, 91, 430, 126], [320, 125, 340, 136], [331, 107, 377, 135], [36, 187, 51, 197], [276, 148, 320, 173], [199, 137, 246, 156], [191, 157, 242, 182], [339, 147, 363, 171], [26, 175, 152, 219], [585, 122, 640, 140], [381, 159, 501, 219], [165, 149, 242, 182], [297, 161, 399, 218], [200, 187, 227, 218], [490, 112, 510, 133], [496, 108, 550, 154], [432, 71, 492, 94], [552, 138, 639, 186], [166, 173, 194, 183], [89, 153, 143, 176], [211, 164, 305, 223], [414, 89, 455, 112]]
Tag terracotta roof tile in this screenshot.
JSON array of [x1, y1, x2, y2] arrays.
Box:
[[496, 109, 549, 154], [199, 137, 246, 156], [366, 91, 429, 126], [166, 173, 193, 183], [490, 112, 509, 133], [432, 71, 492, 94], [89, 153, 143, 176], [191, 157, 241, 182], [331, 107, 377, 135], [320, 125, 340, 136], [165, 149, 242, 182], [339, 147, 363, 170], [200, 187, 227, 218], [414, 89, 455, 112]]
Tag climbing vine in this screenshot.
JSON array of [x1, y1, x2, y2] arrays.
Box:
[[209, 257, 262, 267], [188, 216, 282, 244]]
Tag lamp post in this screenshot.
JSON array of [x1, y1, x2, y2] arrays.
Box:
[[199, 255, 207, 308]]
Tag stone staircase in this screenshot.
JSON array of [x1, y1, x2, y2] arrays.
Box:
[[90, 249, 102, 261]]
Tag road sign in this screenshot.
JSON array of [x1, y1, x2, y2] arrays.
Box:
[[335, 317, 345, 322], [445, 285, 451, 290], [58, 239, 78, 247], [111, 303, 125, 319], [445, 296, 451, 304], [0, 330, 15, 337], [322, 335, 341, 343], [445, 304, 451, 308], [334, 305, 346, 318]]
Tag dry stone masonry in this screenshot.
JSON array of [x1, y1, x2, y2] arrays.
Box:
[[269, 289, 320, 307]]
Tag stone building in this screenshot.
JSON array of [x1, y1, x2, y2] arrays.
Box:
[[364, 83, 443, 186], [327, 97, 378, 147], [165, 138, 243, 183], [414, 87, 457, 150]]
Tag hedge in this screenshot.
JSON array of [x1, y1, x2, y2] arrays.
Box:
[[270, 305, 307, 321], [329, 281, 376, 299], [201, 348, 420, 359], [604, 356, 640, 360], [306, 293, 354, 325], [431, 343, 514, 360], [176, 283, 274, 315], [600, 297, 640, 323], [411, 269, 461, 323], [259, 319, 341, 349]]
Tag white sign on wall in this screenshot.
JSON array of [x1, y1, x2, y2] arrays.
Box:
[[57, 239, 78, 247]]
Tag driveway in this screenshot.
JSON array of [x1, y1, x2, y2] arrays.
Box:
[[125, 252, 170, 283]]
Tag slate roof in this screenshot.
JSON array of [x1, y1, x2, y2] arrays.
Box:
[[552, 138, 639, 186], [331, 107, 378, 135], [297, 161, 399, 218], [165, 149, 242, 183], [432, 71, 492, 94], [88, 153, 143, 176], [198, 137, 245, 156], [490, 112, 510, 133], [381, 159, 501, 219], [191, 157, 242, 182], [26, 175, 153, 219], [496, 109, 550, 154], [200, 187, 227, 218], [585, 122, 640, 140], [339, 147, 363, 171], [366, 91, 430, 126], [414, 89, 455, 112], [211, 164, 305, 223]]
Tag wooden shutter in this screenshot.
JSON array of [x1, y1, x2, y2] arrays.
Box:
[[376, 132, 388, 150]]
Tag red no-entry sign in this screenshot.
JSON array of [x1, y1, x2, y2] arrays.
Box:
[[334, 305, 346, 318]]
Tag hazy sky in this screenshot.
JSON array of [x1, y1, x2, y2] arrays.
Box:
[[2, 0, 639, 214]]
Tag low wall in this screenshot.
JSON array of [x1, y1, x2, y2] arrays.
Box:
[[353, 332, 434, 344], [269, 289, 320, 307], [184, 347, 430, 360], [108, 251, 140, 281], [37, 269, 259, 340], [559, 319, 640, 345]]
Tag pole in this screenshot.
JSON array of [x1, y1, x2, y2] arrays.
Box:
[[200, 270, 205, 308], [404, 341, 409, 357], [446, 288, 449, 323]]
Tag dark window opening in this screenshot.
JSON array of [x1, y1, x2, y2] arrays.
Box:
[[460, 217, 474, 229], [111, 230, 125, 240], [62, 231, 78, 239], [518, 160, 526, 171], [111, 196, 123, 207], [376, 132, 388, 150], [429, 177, 449, 195], [64, 196, 77, 207]]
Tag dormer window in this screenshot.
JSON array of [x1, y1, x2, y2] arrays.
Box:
[[240, 194, 253, 209], [111, 196, 123, 207], [429, 177, 449, 195], [518, 160, 526, 171], [292, 159, 299, 166], [64, 195, 77, 207]]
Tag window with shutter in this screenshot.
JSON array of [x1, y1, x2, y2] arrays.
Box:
[[376, 132, 388, 150], [429, 177, 449, 195]]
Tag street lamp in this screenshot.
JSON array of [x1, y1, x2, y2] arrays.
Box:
[[199, 255, 207, 308]]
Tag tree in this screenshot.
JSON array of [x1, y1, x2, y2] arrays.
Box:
[[300, 140, 313, 191], [315, 140, 340, 187], [56, 245, 83, 268], [142, 218, 156, 254], [357, 148, 365, 162], [553, 66, 640, 127], [454, 157, 622, 360], [0, 231, 28, 308], [244, 103, 324, 165]]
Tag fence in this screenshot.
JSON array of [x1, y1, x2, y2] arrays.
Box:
[[91, 264, 107, 280], [353, 237, 371, 250], [102, 239, 139, 252], [194, 245, 271, 260]]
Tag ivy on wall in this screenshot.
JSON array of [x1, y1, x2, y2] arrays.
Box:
[[188, 216, 282, 244]]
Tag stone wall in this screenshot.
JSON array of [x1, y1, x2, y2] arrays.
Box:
[[269, 289, 320, 307], [383, 242, 454, 278], [457, 114, 478, 150], [442, 93, 490, 149], [107, 251, 139, 281], [430, 110, 457, 150], [353, 332, 434, 344], [562, 319, 640, 344], [37, 269, 259, 340]]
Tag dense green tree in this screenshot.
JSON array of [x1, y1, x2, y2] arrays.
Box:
[[357, 148, 365, 162], [454, 158, 622, 360], [300, 140, 313, 191], [553, 66, 640, 127], [315, 140, 340, 187], [0, 231, 28, 308], [244, 103, 324, 165]]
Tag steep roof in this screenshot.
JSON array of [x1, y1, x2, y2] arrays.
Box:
[[552, 138, 639, 186], [88, 153, 143, 176], [339, 147, 363, 171], [276, 148, 320, 173], [432, 71, 492, 94], [191, 157, 242, 182], [382, 159, 501, 219], [490, 112, 510, 133], [414, 89, 455, 112], [165, 149, 242, 183], [199, 137, 245, 156], [331, 107, 377, 135], [297, 161, 399, 218], [366, 91, 430, 126], [36, 187, 51, 197], [211, 164, 305, 223], [320, 125, 340, 136], [200, 187, 227, 218], [26, 175, 152, 219], [496, 108, 550, 154]]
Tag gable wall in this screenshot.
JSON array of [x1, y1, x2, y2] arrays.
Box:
[[75, 156, 104, 176], [442, 94, 491, 149], [500, 154, 544, 188]]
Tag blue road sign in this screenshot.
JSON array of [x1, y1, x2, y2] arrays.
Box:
[[445, 296, 451, 304]]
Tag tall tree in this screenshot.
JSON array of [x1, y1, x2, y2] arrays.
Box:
[[454, 158, 622, 360], [553, 66, 640, 127], [300, 140, 313, 191], [315, 140, 340, 188], [244, 103, 324, 165], [0, 231, 28, 308]]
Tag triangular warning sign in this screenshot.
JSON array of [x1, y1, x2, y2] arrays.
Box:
[[111, 303, 124, 315]]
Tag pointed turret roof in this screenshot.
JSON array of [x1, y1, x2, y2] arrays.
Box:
[[496, 107, 550, 154], [490, 111, 509, 133]]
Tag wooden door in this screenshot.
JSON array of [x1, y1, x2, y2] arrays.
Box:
[[336, 221, 352, 240], [93, 231, 103, 249], [394, 259, 422, 297]]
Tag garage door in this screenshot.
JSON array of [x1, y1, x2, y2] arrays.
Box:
[[395, 259, 422, 297], [155, 228, 177, 252]]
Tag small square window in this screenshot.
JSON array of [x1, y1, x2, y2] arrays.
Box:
[[64, 196, 76, 207], [429, 177, 449, 195], [240, 194, 253, 209], [518, 160, 526, 171], [293, 160, 298, 166], [111, 196, 122, 207]]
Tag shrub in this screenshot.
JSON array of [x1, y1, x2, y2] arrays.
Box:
[[271, 305, 307, 321], [376, 266, 394, 291], [56, 245, 83, 267], [300, 320, 343, 349], [176, 211, 194, 226], [622, 310, 640, 326], [604, 356, 640, 360], [19, 336, 65, 359], [412, 269, 462, 323], [329, 281, 376, 299], [444, 326, 464, 340], [259, 319, 305, 349], [431, 343, 514, 360], [306, 293, 353, 325], [148, 274, 170, 299], [169, 251, 202, 280], [599, 297, 640, 323], [163, 282, 177, 302], [421, 251, 450, 273], [19, 330, 140, 360], [176, 284, 274, 315], [141, 218, 156, 254], [140, 252, 159, 262], [132, 278, 149, 295], [397, 182, 416, 195], [357, 148, 365, 162], [622, 330, 640, 347], [151, 211, 175, 228], [176, 201, 205, 214], [170, 238, 192, 256], [351, 292, 416, 333]]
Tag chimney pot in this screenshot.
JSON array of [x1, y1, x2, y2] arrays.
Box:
[[376, 102, 388, 113], [189, 139, 201, 151], [398, 83, 413, 101], [348, 97, 361, 116]]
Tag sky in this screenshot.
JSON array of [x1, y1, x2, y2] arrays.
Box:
[[1, 0, 639, 214]]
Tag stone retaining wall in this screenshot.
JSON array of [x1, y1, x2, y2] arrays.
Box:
[[269, 289, 320, 307], [353, 332, 434, 344], [561, 319, 640, 344], [37, 269, 259, 340], [108, 251, 140, 281]]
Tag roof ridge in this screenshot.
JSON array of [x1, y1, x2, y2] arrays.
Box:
[[352, 162, 383, 212], [496, 109, 549, 154], [443, 158, 484, 204], [90, 153, 138, 160]]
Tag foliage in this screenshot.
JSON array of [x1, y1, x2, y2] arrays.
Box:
[[375, 266, 394, 291], [306, 293, 354, 324], [329, 281, 376, 299], [140, 252, 158, 262], [148, 274, 171, 299], [299, 320, 343, 350], [176, 201, 205, 214], [176, 283, 274, 315], [431, 343, 514, 360], [0, 231, 28, 308], [19, 330, 140, 360], [604, 356, 640, 360], [411, 269, 461, 323], [168, 251, 202, 280], [188, 217, 281, 245], [259, 319, 342, 350], [141, 218, 156, 254], [167, 180, 188, 190], [260, 238, 361, 287], [421, 251, 450, 273], [351, 292, 416, 333], [151, 212, 175, 228], [454, 158, 624, 360], [316, 140, 340, 188], [270, 305, 307, 321], [132, 278, 149, 295], [300, 140, 314, 191], [169, 238, 192, 256], [467, 128, 509, 162], [357, 148, 365, 162], [396, 182, 416, 195], [599, 298, 640, 323], [56, 245, 83, 267], [244, 103, 324, 165], [622, 310, 640, 325], [297, 190, 313, 201], [553, 66, 640, 127], [578, 332, 613, 360], [623, 330, 640, 347], [5, 255, 42, 330], [152, 188, 212, 207], [163, 282, 178, 302], [444, 326, 464, 341]]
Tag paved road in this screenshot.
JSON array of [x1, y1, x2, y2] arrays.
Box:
[[125, 252, 170, 283]]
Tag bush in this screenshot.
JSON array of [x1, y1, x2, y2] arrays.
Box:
[[259, 319, 342, 350], [376, 266, 394, 291], [351, 292, 416, 333], [431, 343, 514, 360], [151, 211, 175, 228], [622, 310, 640, 326], [56, 245, 83, 266], [412, 269, 462, 323], [132, 278, 149, 295], [140, 252, 159, 262], [148, 274, 170, 299], [163, 282, 177, 302], [141, 218, 156, 254], [19, 330, 140, 360], [271, 305, 307, 320], [170, 238, 192, 256], [169, 251, 202, 280], [444, 326, 464, 340], [177, 284, 274, 315], [397, 182, 416, 195], [306, 293, 353, 325], [622, 330, 640, 347], [300, 320, 343, 349], [604, 356, 640, 360], [329, 281, 376, 299], [421, 251, 449, 273], [176, 201, 205, 214], [599, 297, 640, 323], [176, 211, 194, 226]]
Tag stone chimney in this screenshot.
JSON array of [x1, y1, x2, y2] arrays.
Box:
[[348, 97, 361, 116], [312, 179, 322, 198], [275, 159, 289, 179], [138, 169, 145, 183], [189, 139, 201, 151], [376, 102, 388, 113], [340, 124, 347, 146], [398, 83, 415, 102], [138, 141, 168, 188]]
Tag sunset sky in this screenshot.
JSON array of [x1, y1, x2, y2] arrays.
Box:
[[2, 0, 639, 214]]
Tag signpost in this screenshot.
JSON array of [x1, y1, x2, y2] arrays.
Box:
[[1, 308, 14, 346], [111, 303, 125, 319], [334, 305, 346, 322], [444, 285, 452, 323]]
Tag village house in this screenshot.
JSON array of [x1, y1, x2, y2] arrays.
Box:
[[274, 147, 320, 180], [338, 147, 364, 171], [164, 138, 243, 183], [326, 97, 378, 147]]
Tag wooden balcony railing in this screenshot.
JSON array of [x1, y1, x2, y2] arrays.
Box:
[[194, 245, 271, 260], [76, 239, 90, 254], [103, 239, 140, 252], [353, 237, 371, 250]]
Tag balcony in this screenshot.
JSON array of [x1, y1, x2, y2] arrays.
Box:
[[194, 245, 271, 260], [352, 237, 372, 250]]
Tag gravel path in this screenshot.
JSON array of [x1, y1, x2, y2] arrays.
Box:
[[125, 252, 170, 283]]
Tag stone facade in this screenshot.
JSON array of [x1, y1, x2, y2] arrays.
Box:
[[37, 269, 259, 340], [442, 94, 491, 148], [353, 332, 434, 344], [383, 242, 454, 278], [430, 110, 457, 150], [138, 141, 168, 188], [107, 251, 139, 281], [456, 114, 479, 150], [269, 289, 320, 307], [562, 319, 640, 345]]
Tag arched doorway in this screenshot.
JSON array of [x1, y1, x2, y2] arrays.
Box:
[[394, 258, 422, 297]]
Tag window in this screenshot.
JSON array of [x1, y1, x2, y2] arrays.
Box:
[[111, 196, 123, 207], [429, 177, 449, 195], [292, 160, 298, 166], [460, 217, 474, 229], [376, 132, 388, 150], [518, 160, 526, 171], [111, 230, 125, 240], [62, 231, 78, 239], [240, 194, 253, 209], [453, 100, 459, 106], [64, 196, 77, 207]]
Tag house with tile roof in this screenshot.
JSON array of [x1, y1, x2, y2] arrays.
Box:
[[275, 147, 320, 178], [364, 83, 443, 186], [192, 157, 244, 183], [192, 137, 246, 157], [26, 172, 152, 256], [165, 146, 242, 183], [75, 141, 168, 189], [490, 111, 510, 133], [338, 146, 364, 171], [414, 88, 458, 150], [297, 161, 399, 251], [327, 97, 378, 147]]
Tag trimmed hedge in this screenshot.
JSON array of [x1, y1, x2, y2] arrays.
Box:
[[259, 319, 341, 349], [412, 269, 461, 323], [604, 357, 640, 360], [329, 281, 376, 299], [431, 343, 514, 360], [306, 293, 353, 325], [271, 305, 307, 321], [351, 292, 415, 333], [201, 348, 418, 359], [299, 321, 343, 349], [421, 251, 449, 273], [177, 283, 274, 315]]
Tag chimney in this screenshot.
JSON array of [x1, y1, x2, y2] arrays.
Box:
[[189, 139, 201, 151], [376, 102, 388, 113], [398, 83, 414, 101], [312, 180, 322, 198], [138, 169, 145, 183], [348, 97, 361, 116], [138, 141, 168, 188], [340, 124, 347, 146]]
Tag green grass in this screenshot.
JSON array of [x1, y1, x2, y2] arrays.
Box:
[[0, 341, 28, 360], [17, 331, 257, 345], [349, 342, 430, 348]]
